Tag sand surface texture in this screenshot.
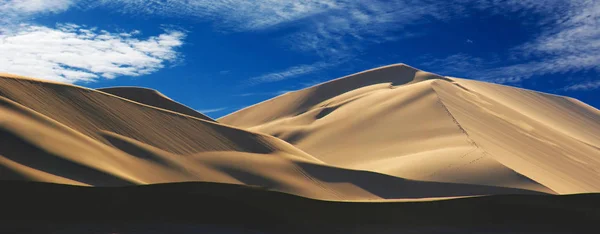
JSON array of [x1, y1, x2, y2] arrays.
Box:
[[1, 64, 598, 201], [221, 64, 600, 195]]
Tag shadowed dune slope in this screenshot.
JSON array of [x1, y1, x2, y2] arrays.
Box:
[[0, 73, 546, 200], [0, 76, 279, 154], [97, 86, 215, 122], [220, 64, 600, 194]]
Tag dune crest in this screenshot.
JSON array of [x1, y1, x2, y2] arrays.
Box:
[[97, 86, 215, 122], [220, 64, 600, 194]]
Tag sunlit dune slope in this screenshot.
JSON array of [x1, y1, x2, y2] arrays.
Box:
[[220, 64, 600, 194], [0, 73, 545, 200]]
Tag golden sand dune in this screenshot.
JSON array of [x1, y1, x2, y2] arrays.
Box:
[[2, 66, 599, 233], [0, 72, 547, 200], [220, 64, 600, 195]]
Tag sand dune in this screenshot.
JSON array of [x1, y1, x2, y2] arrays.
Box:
[[1, 64, 600, 232], [221, 64, 600, 194], [0, 72, 548, 200], [1, 63, 599, 202]]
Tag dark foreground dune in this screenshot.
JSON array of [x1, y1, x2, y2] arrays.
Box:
[[1, 181, 599, 234]]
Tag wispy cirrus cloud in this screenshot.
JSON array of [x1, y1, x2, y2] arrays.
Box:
[[0, 0, 74, 26], [246, 60, 338, 85], [209, 0, 597, 85], [234, 1, 482, 84], [283, 0, 446, 58], [270, 0, 599, 86], [84, 0, 452, 75], [88, 0, 339, 31], [3, 0, 597, 87], [421, 0, 600, 84], [0, 24, 185, 83], [35, 1, 517, 84], [563, 80, 600, 91], [86, 1, 449, 59], [491, 0, 600, 83], [235, 89, 297, 97], [0, 0, 73, 12], [196, 107, 228, 114]]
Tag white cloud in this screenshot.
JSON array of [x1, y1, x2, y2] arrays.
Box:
[[0, 24, 185, 83], [0, 0, 72, 13], [0, 0, 74, 26], [563, 80, 600, 91], [2, 0, 596, 86], [197, 107, 228, 113]]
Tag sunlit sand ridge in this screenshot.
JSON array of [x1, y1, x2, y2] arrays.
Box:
[[221, 64, 600, 195]]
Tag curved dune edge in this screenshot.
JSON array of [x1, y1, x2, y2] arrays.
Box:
[[97, 86, 215, 122], [220, 64, 600, 195]]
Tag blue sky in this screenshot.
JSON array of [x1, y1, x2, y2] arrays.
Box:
[[1, 0, 598, 118]]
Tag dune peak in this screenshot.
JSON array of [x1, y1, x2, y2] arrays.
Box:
[[221, 64, 600, 195]]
